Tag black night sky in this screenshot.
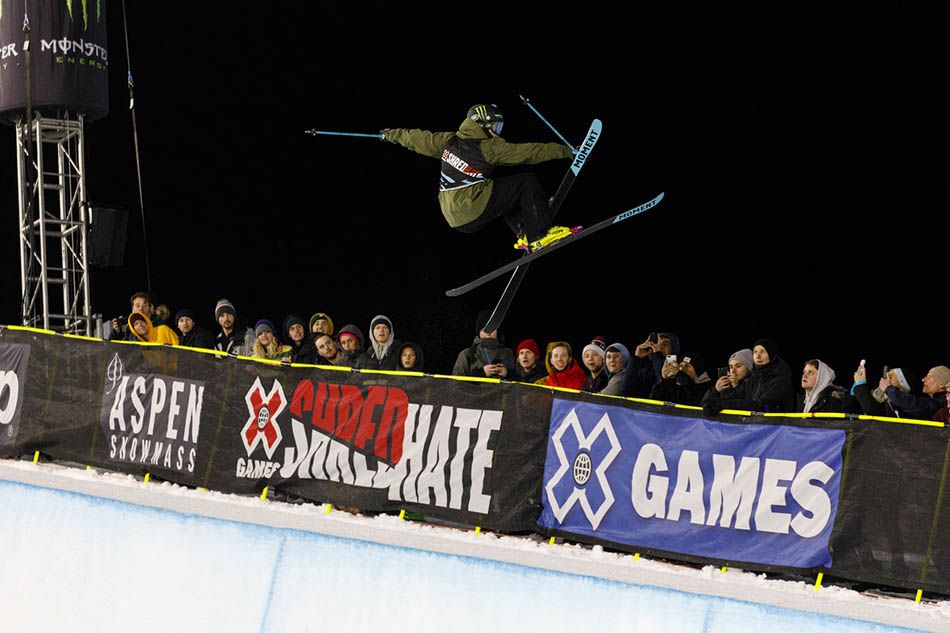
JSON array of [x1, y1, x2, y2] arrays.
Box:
[[0, 3, 944, 381]]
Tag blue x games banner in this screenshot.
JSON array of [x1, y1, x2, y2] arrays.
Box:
[[539, 399, 845, 568]]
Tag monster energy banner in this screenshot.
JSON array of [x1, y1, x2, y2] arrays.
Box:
[[1, 327, 948, 595], [0, 0, 109, 121]]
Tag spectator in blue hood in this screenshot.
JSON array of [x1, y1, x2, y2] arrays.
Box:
[[600, 343, 631, 396]]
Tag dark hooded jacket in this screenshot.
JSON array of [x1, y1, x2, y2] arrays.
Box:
[[397, 342, 426, 372], [714, 357, 795, 413], [452, 336, 516, 378], [284, 315, 317, 365], [179, 326, 216, 350], [336, 324, 365, 368], [356, 315, 401, 371]]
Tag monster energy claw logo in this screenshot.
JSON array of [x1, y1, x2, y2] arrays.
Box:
[[471, 105, 490, 122], [0, 2, 102, 30], [66, 0, 103, 30]]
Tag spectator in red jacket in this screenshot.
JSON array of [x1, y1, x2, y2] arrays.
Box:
[[538, 341, 587, 390]]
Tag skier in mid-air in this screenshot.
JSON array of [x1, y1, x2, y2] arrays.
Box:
[[382, 104, 574, 251]]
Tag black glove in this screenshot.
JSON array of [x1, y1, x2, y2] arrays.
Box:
[[703, 400, 723, 417]]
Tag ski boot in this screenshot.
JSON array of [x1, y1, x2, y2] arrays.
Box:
[[513, 225, 582, 252]]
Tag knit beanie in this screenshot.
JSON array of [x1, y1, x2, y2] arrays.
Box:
[[174, 308, 195, 324], [254, 319, 276, 337], [681, 352, 705, 377], [283, 314, 306, 336], [753, 338, 779, 363], [582, 342, 606, 361], [214, 299, 236, 319], [516, 338, 541, 358], [932, 366, 950, 388], [309, 312, 335, 335], [729, 349, 754, 373], [370, 315, 393, 334]]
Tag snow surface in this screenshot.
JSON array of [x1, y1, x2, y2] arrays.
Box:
[[1, 459, 947, 633]]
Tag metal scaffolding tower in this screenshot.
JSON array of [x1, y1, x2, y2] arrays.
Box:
[[15, 115, 93, 335]]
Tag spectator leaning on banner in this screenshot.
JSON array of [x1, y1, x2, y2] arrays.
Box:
[[314, 333, 345, 366], [110, 291, 156, 341], [127, 311, 179, 346]]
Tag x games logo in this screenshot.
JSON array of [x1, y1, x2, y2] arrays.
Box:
[[544, 408, 621, 530], [243, 377, 286, 459]]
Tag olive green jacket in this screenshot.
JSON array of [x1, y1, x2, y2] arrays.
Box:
[[384, 117, 573, 227]]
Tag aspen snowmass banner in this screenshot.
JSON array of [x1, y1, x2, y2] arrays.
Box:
[[1, 327, 948, 595], [2, 328, 549, 531]]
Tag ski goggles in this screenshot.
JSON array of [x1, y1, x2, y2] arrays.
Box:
[[491, 121, 504, 135]]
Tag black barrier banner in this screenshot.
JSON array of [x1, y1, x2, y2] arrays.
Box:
[[0, 341, 30, 449], [1, 329, 548, 532], [1, 327, 948, 595]]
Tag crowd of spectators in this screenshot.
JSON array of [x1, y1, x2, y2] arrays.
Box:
[[108, 292, 950, 422]]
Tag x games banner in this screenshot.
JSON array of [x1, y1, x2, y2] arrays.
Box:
[[1, 328, 948, 594], [539, 400, 844, 568]]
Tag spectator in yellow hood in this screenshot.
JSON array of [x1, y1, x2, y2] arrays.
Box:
[[128, 312, 179, 346]]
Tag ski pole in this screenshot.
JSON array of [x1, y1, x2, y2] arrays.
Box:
[[519, 95, 575, 148], [305, 129, 385, 140]]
